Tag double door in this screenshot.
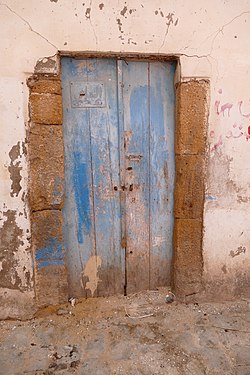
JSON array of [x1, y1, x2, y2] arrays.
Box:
[[61, 57, 175, 297]]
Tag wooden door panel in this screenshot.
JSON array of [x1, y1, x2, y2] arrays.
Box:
[[62, 58, 124, 297], [149, 62, 176, 288], [122, 61, 150, 294], [88, 59, 124, 296], [62, 58, 175, 297]]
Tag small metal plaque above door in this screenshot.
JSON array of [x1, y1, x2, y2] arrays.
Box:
[[70, 82, 105, 108]]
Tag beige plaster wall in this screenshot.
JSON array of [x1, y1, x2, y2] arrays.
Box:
[[0, 0, 249, 317]]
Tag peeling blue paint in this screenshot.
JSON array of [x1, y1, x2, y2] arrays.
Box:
[[73, 152, 91, 243], [206, 195, 217, 201], [36, 238, 65, 269], [61, 57, 175, 294]]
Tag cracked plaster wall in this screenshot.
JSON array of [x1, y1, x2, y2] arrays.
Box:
[[0, 0, 250, 317]]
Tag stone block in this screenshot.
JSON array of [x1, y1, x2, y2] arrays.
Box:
[[29, 93, 62, 124], [0, 289, 36, 320], [175, 154, 205, 219], [172, 218, 203, 297], [32, 210, 68, 306], [29, 124, 64, 211], [35, 265, 68, 307], [27, 76, 61, 95], [175, 80, 209, 155]]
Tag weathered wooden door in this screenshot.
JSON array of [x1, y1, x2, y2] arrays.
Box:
[[61, 57, 175, 297]]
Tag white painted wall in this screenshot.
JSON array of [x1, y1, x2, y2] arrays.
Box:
[[0, 0, 249, 314]]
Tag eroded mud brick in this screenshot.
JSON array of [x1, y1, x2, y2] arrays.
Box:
[[29, 124, 64, 211], [172, 218, 203, 297], [32, 210, 68, 306], [30, 93, 62, 124], [27, 76, 62, 95], [175, 154, 205, 219], [175, 80, 209, 155]]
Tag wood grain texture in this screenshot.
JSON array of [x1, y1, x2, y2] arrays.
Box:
[[123, 61, 150, 294], [61, 58, 176, 297], [62, 58, 124, 297]]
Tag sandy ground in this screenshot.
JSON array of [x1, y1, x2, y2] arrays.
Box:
[[0, 288, 249, 375]]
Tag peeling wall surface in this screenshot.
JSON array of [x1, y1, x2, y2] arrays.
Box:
[[0, 0, 250, 317]]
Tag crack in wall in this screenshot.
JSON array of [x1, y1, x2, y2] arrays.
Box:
[[179, 53, 213, 81], [158, 13, 175, 52], [0, 2, 58, 50], [177, 10, 249, 85], [180, 10, 250, 56], [85, 0, 98, 47], [178, 53, 219, 87], [208, 11, 250, 57]]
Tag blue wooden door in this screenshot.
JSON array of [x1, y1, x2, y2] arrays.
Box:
[[61, 58, 175, 297]]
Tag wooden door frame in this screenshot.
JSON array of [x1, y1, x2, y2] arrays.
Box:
[[27, 52, 209, 307]]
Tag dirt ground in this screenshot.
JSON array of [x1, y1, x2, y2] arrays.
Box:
[[0, 288, 249, 375]]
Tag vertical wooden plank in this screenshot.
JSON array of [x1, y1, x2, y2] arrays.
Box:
[[87, 59, 124, 296], [149, 61, 176, 288], [61, 57, 123, 297], [62, 57, 176, 298], [123, 61, 150, 294], [61, 58, 94, 297], [117, 59, 127, 294]]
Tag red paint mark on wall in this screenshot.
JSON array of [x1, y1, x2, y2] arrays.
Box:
[[209, 130, 215, 138], [221, 103, 233, 117], [215, 100, 220, 115], [226, 123, 244, 139], [239, 101, 250, 118], [246, 125, 250, 141], [215, 101, 233, 117], [226, 130, 244, 139], [213, 91, 250, 145], [211, 136, 223, 152]]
